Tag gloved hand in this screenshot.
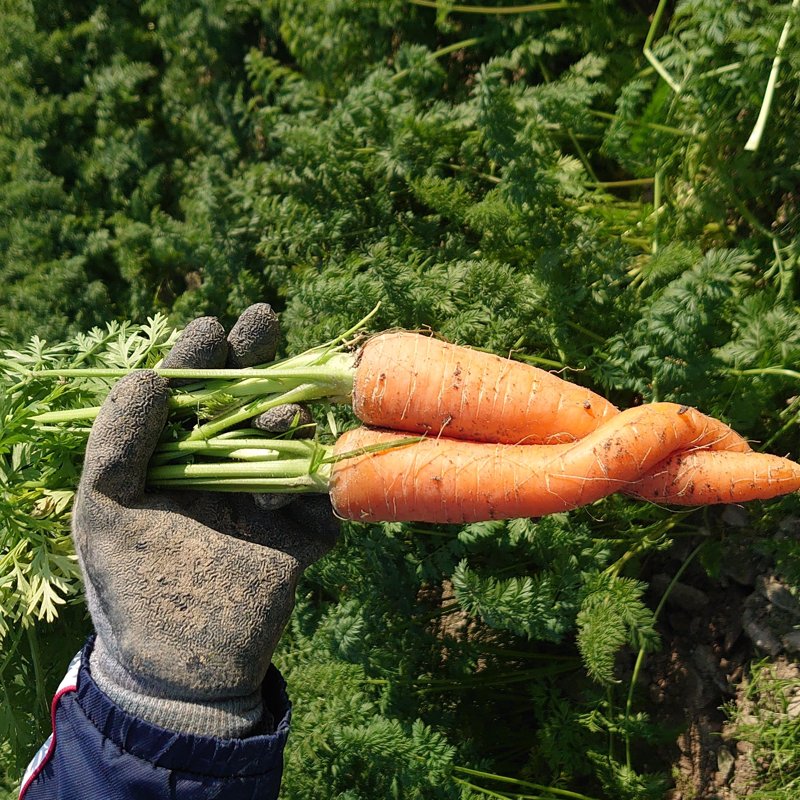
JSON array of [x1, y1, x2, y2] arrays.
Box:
[[72, 304, 339, 738]]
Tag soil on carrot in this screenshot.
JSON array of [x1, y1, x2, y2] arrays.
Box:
[[638, 523, 800, 800]]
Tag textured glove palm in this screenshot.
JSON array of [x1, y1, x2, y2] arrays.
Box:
[[73, 306, 339, 738]]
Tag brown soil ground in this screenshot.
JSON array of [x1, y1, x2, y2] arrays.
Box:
[[639, 522, 800, 799]]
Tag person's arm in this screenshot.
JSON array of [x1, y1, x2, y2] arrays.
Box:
[[19, 306, 339, 800]]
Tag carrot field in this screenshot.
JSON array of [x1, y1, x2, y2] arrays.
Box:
[[1, 1, 799, 797]]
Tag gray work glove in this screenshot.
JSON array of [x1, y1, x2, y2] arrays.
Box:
[[73, 304, 339, 738]]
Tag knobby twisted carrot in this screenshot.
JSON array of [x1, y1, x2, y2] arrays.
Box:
[[329, 403, 800, 523]]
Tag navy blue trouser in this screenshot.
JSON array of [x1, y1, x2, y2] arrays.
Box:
[[20, 638, 290, 800]]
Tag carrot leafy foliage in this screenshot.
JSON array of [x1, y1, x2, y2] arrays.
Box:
[[2, 0, 800, 797]]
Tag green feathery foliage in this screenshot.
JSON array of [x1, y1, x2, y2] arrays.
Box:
[[577, 575, 659, 686], [276, 648, 468, 799], [2, 0, 800, 796], [0, 316, 177, 777]]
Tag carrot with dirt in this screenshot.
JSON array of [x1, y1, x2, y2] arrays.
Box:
[[326, 403, 788, 522], [626, 450, 800, 505], [352, 331, 619, 444]]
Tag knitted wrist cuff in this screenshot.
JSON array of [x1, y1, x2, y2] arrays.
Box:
[[89, 639, 267, 740]]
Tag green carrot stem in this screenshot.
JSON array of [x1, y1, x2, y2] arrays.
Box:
[[24, 302, 377, 383], [156, 436, 317, 455], [409, 0, 569, 13], [152, 445, 309, 466], [156, 345, 341, 396], [623, 541, 705, 770], [29, 354, 356, 426], [31, 424, 93, 434], [514, 353, 565, 369], [146, 432, 422, 492], [148, 456, 332, 481], [23, 307, 379, 428], [24, 357, 356, 387], [212, 429, 276, 439], [155, 433, 420, 466], [147, 475, 330, 493], [453, 766, 599, 800], [168, 378, 291, 408], [152, 448, 286, 466], [726, 366, 800, 380], [151, 437, 319, 466], [744, 0, 799, 152], [214, 449, 292, 462], [31, 406, 102, 424], [587, 177, 655, 188], [588, 109, 693, 138], [186, 383, 329, 441], [643, 0, 682, 93], [392, 37, 482, 82]]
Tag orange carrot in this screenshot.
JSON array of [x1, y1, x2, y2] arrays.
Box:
[[352, 332, 618, 445], [627, 450, 800, 505], [352, 332, 751, 453], [329, 403, 768, 522]]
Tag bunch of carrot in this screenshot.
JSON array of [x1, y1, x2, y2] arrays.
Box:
[[328, 332, 800, 522], [28, 329, 800, 523]]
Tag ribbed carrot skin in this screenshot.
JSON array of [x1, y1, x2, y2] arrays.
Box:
[[627, 450, 800, 505], [329, 403, 760, 523], [352, 332, 618, 445]]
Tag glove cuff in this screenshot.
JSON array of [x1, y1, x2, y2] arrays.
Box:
[[89, 637, 269, 739]]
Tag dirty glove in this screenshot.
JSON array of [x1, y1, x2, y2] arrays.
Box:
[[73, 304, 339, 739]]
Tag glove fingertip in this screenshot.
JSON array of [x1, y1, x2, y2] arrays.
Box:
[[227, 304, 280, 368], [161, 317, 228, 377], [251, 404, 314, 438]]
